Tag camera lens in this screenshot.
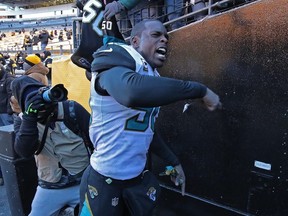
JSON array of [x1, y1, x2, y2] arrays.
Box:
[[42, 84, 68, 102], [51, 88, 62, 98], [42, 90, 52, 102]]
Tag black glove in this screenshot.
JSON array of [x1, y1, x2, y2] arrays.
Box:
[[24, 91, 45, 117], [103, 1, 125, 20]]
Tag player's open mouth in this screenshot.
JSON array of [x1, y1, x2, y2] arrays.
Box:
[[156, 47, 167, 55], [156, 47, 167, 60]]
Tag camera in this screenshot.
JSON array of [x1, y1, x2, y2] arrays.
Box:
[[40, 84, 68, 102]]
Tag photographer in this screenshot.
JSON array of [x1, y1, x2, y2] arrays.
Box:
[[10, 75, 92, 216]]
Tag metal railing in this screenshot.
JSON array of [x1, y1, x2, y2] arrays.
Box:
[[0, 39, 73, 55], [120, 0, 255, 38]]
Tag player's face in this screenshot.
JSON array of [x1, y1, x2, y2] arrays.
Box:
[[136, 21, 169, 69]]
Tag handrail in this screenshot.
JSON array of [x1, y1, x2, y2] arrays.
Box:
[[163, 0, 235, 28], [122, 0, 234, 42]]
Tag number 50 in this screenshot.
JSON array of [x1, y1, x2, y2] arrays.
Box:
[[102, 20, 113, 30]]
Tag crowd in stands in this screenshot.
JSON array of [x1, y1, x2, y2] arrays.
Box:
[[0, 50, 52, 80], [0, 17, 73, 31], [0, 26, 73, 54]]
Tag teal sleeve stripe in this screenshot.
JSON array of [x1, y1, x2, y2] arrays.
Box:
[[103, 35, 126, 45], [119, 0, 141, 10]]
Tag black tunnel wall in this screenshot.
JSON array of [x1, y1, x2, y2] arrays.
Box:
[[151, 0, 288, 215]]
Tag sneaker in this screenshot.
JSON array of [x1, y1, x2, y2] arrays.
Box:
[[0, 178, 4, 186]]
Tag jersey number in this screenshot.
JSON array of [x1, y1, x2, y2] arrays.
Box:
[[82, 0, 103, 36], [82, 0, 114, 36], [125, 107, 159, 132]]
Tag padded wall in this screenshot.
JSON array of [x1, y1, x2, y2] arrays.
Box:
[[153, 0, 288, 215]]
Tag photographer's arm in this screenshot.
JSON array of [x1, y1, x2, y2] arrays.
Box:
[[14, 92, 45, 158], [14, 115, 39, 158]]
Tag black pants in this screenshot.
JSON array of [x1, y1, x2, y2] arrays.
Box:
[[79, 165, 143, 216]]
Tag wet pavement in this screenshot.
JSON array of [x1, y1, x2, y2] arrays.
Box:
[[0, 184, 11, 216]]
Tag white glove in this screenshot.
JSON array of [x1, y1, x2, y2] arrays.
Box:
[[103, 1, 125, 20], [202, 88, 222, 111]]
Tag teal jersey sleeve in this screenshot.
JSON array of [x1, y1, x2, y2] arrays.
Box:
[[119, 0, 141, 10]]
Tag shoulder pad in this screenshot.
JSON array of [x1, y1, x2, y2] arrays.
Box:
[[91, 43, 136, 73]]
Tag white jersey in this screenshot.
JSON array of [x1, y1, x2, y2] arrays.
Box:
[[89, 43, 160, 180]]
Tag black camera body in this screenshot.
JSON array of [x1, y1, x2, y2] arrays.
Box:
[[40, 84, 68, 102]]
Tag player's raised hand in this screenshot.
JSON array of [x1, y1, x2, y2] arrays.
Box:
[[202, 88, 222, 111], [103, 1, 125, 20]]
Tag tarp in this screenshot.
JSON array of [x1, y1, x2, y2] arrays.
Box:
[[52, 55, 90, 112]]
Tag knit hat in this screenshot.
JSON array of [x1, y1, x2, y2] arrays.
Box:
[[24, 54, 41, 71], [25, 54, 41, 66]]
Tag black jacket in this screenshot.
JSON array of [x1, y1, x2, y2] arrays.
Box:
[[39, 32, 53, 44], [13, 100, 91, 158], [0, 66, 14, 114]]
